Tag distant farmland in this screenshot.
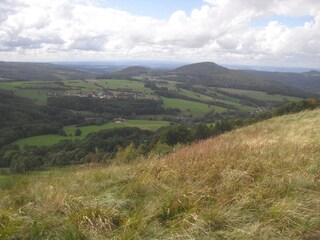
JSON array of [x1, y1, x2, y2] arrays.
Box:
[[13, 120, 170, 148]]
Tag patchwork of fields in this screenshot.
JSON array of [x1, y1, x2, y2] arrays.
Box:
[[13, 120, 170, 148], [0, 79, 302, 111], [0, 78, 303, 148], [162, 97, 226, 115], [219, 87, 302, 102]]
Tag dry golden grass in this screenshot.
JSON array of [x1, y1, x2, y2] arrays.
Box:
[[1, 109, 320, 239]]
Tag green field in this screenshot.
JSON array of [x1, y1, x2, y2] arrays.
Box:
[[63, 80, 101, 92], [0, 79, 304, 106], [0, 79, 305, 116], [0, 79, 154, 105], [178, 89, 213, 101], [162, 97, 226, 116], [218, 98, 255, 111], [13, 135, 68, 147], [156, 81, 178, 91], [219, 88, 303, 102], [97, 79, 152, 94], [17, 89, 54, 104], [64, 120, 170, 136], [13, 120, 170, 148], [0, 81, 65, 104]]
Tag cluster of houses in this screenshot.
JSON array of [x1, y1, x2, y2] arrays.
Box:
[[114, 117, 125, 123], [256, 106, 269, 112], [47, 92, 59, 96], [66, 91, 140, 99]]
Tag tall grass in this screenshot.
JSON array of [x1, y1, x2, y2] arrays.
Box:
[[1, 109, 320, 239]]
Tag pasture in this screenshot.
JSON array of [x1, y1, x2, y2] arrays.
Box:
[[162, 97, 226, 116], [12, 120, 170, 148], [219, 88, 303, 102], [97, 79, 152, 94]]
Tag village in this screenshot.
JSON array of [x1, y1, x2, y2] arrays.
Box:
[[57, 91, 143, 99]]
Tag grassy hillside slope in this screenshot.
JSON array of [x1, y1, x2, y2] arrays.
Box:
[[1, 110, 320, 239]]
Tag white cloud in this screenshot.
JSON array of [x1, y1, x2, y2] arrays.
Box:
[[0, 0, 319, 67]]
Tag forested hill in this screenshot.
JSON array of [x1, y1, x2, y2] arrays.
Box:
[[166, 62, 308, 97], [174, 61, 229, 75], [113, 66, 167, 78], [107, 61, 310, 97], [115, 66, 150, 76]]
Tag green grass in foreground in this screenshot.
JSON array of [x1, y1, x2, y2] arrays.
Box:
[[1, 109, 320, 239], [13, 120, 170, 148]]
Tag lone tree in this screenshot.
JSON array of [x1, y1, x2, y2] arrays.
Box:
[[75, 128, 82, 136]]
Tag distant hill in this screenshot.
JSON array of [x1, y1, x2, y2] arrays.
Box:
[[174, 62, 228, 75], [167, 62, 307, 97], [0, 62, 98, 81], [249, 70, 320, 94], [114, 66, 168, 78], [0, 61, 316, 97], [116, 66, 150, 76]]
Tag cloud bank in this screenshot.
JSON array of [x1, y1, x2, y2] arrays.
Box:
[[0, 0, 319, 67]]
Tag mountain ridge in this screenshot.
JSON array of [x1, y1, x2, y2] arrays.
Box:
[[0, 61, 316, 97]]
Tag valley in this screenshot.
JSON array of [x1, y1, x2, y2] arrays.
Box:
[[1, 1, 320, 238], [0, 57, 319, 240], [0, 61, 313, 152], [0, 74, 304, 149]]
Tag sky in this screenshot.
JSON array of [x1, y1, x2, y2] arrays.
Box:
[[0, 0, 320, 68]]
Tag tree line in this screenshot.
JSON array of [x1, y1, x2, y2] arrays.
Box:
[[47, 96, 165, 115], [0, 90, 83, 148]]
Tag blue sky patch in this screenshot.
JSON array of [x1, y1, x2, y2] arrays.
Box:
[[250, 15, 314, 28], [97, 0, 205, 19]]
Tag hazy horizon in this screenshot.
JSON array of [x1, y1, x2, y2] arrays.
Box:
[[2, 59, 319, 73], [0, 0, 320, 68]]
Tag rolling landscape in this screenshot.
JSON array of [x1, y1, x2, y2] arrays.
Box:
[[0, 61, 308, 150], [1, 0, 320, 239], [0, 60, 319, 239]]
